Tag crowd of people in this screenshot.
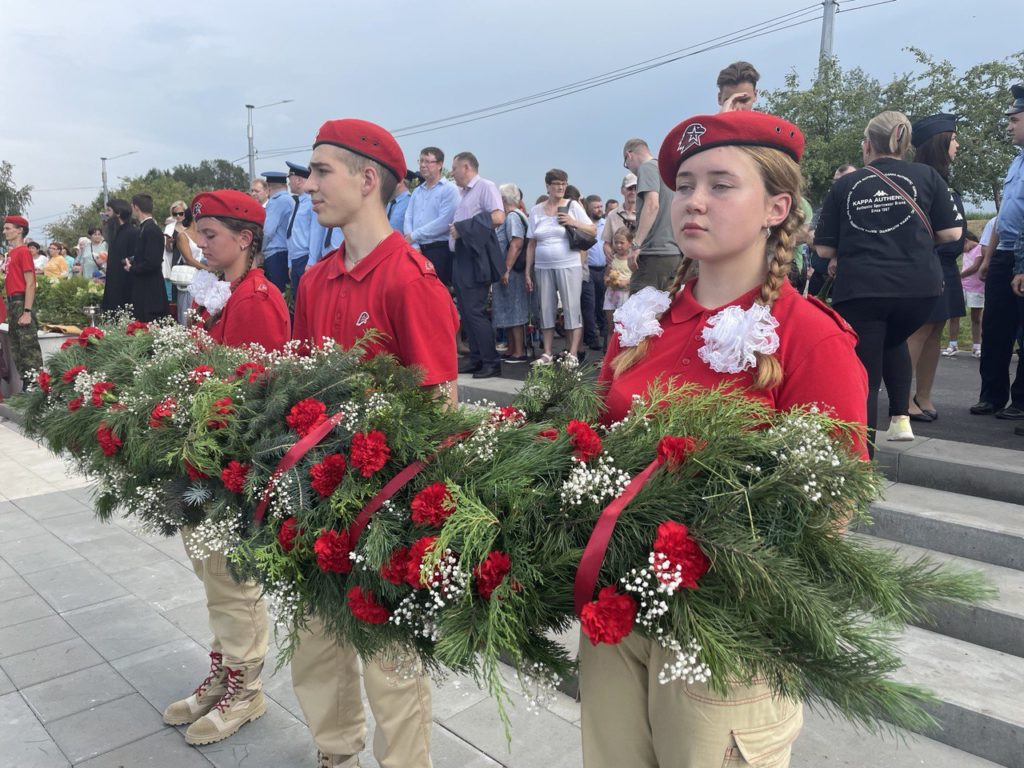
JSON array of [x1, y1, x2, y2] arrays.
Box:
[[1, 57, 1023, 768]]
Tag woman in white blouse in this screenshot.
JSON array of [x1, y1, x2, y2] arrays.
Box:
[[525, 168, 596, 365]]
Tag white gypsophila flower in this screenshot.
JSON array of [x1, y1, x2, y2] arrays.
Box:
[[264, 578, 302, 630], [559, 454, 631, 508], [768, 413, 846, 500], [613, 287, 672, 348], [189, 269, 232, 315], [697, 303, 779, 375], [658, 637, 711, 685], [516, 662, 563, 714], [184, 510, 244, 560]]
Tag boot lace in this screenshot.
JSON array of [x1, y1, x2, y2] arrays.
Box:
[[213, 667, 244, 712], [194, 651, 223, 696]]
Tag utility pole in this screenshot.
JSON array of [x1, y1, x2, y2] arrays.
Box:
[[245, 100, 294, 185], [100, 150, 137, 208], [819, 0, 838, 61]]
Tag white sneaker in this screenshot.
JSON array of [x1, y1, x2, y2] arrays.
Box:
[[941, 345, 958, 357], [972, 347, 982, 358], [886, 415, 915, 441]]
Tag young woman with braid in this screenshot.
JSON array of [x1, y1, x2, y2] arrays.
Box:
[[583, 111, 867, 768], [162, 190, 288, 747]]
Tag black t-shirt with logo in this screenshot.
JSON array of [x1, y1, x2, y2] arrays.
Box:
[[814, 157, 962, 304]]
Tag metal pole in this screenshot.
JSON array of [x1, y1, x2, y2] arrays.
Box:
[[819, 0, 838, 61], [246, 104, 256, 184], [101, 157, 109, 208]]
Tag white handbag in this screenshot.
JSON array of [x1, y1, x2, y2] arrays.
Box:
[[170, 265, 197, 288]]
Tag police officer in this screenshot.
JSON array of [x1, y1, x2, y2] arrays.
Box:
[[973, 84, 1024, 420], [2, 215, 43, 390], [261, 170, 291, 293], [286, 161, 313, 295]]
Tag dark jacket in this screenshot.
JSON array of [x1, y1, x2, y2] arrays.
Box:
[[129, 218, 170, 322], [101, 222, 138, 313], [453, 212, 505, 284]]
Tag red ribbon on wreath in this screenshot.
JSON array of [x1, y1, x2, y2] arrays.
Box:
[[573, 457, 663, 616]]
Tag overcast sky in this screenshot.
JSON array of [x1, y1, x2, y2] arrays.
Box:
[[3, 0, 1020, 232]]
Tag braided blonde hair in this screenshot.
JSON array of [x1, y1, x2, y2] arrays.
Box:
[[610, 145, 804, 391]]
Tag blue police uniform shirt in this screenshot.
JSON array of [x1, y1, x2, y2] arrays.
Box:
[[587, 218, 606, 267], [387, 191, 412, 233], [307, 218, 344, 266], [404, 177, 460, 246], [287, 192, 313, 263], [997, 152, 1024, 251], [263, 189, 291, 254]]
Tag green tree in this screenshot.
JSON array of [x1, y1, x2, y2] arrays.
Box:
[[0, 161, 33, 218]]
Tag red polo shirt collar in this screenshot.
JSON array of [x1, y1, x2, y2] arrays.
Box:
[[325, 231, 405, 282], [669, 280, 769, 324]]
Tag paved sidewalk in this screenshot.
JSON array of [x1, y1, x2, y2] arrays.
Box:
[[0, 419, 1001, 767]]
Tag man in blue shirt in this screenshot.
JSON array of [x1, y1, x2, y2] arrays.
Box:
[[285, 161, 313, 295], [261, 171, 291, 293], [580, 194, 606, 350], [404, 146, 460, 287], [387, 171, 416, 232], [307, 219, 343, 267], [973, 85, 1024, 420]]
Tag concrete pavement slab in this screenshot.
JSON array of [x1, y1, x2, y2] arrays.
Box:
[[162, 598, 216, 646], [20, 663, 135, 723], [109, 559, 206, 613], [0, 573, 35, 603], [0, 691, 71, 768], [0, 508, 48, 539], [195, 697, 314, 768], [63, 594, 187, 661], [12, 492, 90, 521], [0, 531, 85, 575], [111, 637, 216, 714], [23, 559, 129, 612], [0, 593, 56, 629], [0, 636, 105, 689], [45, 692, 166, 764], [0, 667, 13, 695], [0, 614, 77, 659], [75, 728, 214, 768]]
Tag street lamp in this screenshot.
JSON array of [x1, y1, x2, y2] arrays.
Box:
[[101, 150, 138, 208], [246, 99, 294, 183]]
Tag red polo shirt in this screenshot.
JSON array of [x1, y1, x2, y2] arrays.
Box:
[[292, 231, 459, 386], [599, 280, 868, 456], [208, 268, 289, 351], [4, 245, 34, 296]]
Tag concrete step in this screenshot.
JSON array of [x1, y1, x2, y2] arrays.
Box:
[[862, 483, 1024, 570], [858, 535, 1024, 658], [893, 625, 1024, 768], [877, 437, 1024, 507]]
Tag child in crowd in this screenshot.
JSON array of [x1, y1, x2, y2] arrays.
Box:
[[603, 227, 635, 333], [946, 230, 984, 358]]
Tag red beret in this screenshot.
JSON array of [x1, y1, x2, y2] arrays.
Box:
[[313, 118, 405, 183], [190, 189, 266, 227], [658, 111, 805, 189], [4, 215, 28, 229]]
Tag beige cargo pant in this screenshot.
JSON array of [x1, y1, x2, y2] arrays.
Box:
[[579, 631, 802, 768], [290, 614, 433, 768], [181, 528, 269, 666]]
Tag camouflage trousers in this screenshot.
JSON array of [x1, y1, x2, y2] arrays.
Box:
[[6, 298, 43, 389]]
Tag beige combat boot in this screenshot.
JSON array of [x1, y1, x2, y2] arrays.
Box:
[[163, 651, 228, 726], [317, 750, 361, 768], [184, 661, 267, 745]]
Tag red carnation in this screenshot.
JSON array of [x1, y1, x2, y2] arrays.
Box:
[[79, 327, 105, 345], [149, 397, 177, 428], [380, 545, 410, 585], [538, 428, 559, 441], [310, 453, 347, 498], [314, 528, 353, 574], [62, 365, 87, 384], [473, 551, 512, 600], [220, 461, 250, 494], [68, 396, 84, 412], [580, 586, 637, 646], [278, 517, 301, 552], [349, 430, 390, 478], [60, 338, 77, 351], [184, 461, 209, 481], [189, 365, 215, 383], [125, 321, 149, 335], [235, 361, 267, 383], [652, 521, 710, 589], [37, 370, 52, 394], [347, 586, 391, 624], [96, 423, 123, 457], [90, 380, 115, 408], [405, 535, 438, 588], [410, 482, 454, 527], [286, 398, 328, 437], [567, 420, 603, 462], [656, 435, 702, 471], [206, 397, 234, 429], [491, 406, 525, 424]]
